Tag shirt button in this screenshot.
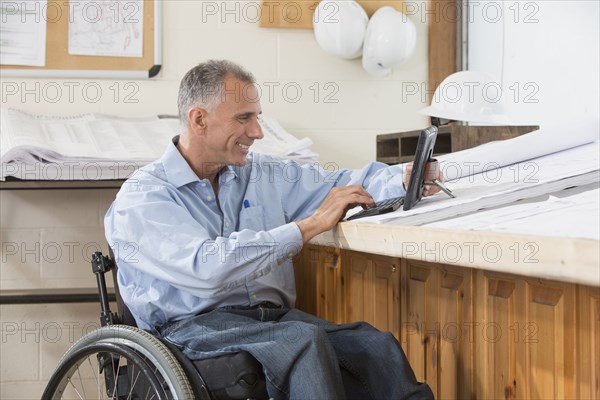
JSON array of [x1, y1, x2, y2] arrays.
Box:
[[225, 221, 230, 227], [206, 195, 212, 201], [200, 182, 206, 187]]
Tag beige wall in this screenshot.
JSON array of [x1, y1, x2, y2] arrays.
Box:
[[0, 1, 428, 397]]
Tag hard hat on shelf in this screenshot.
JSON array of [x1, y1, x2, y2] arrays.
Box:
[[362, 7, 417, 77], [313, 0, 369, 60]]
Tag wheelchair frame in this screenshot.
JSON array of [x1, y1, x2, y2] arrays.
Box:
[[41, 251, 268, 400]]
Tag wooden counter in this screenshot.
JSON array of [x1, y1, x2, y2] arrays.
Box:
[[294, 222, 600, 399]]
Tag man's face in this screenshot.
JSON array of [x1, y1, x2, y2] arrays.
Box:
[[202, 76, 263, 167]]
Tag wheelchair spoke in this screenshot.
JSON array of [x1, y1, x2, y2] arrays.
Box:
[[84, 356, 101, 399], [96, 359, 102, 400], [66, 376, 85, 400], [43, 326, 195, 400], [111, 357, 122, 399], [148, 391, 157, 400], [144, 383, 153, 400], [127, 364, 140, 400], [75, 366, 87, 398]]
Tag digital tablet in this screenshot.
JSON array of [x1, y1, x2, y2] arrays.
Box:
[[345, 126, 438, 221], [403, 126, 438, 211]]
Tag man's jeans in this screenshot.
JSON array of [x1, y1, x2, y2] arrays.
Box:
[[158, 306, 434, 400]]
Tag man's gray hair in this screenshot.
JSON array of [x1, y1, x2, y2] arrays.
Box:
[[177, 60, 255, 126]]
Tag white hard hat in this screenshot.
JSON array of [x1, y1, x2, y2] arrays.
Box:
[[313, 0, 368, 60], [420, 71, 511, 125], [362, 7, 416, 77]]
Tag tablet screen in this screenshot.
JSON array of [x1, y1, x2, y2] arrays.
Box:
[[403, 126, 438, 211]]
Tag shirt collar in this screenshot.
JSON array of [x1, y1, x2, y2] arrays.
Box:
[[162, 135, 237, 188]]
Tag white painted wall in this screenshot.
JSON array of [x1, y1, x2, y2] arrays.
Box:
[[1, 1, 429, 396], [467, 0, 600, 128]]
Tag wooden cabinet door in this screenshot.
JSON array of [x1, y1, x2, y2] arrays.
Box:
[[342, 250, 400, 338], [475, 273, 578, 399], [293, 244, 319, 316], [294, 244, 344, 323], [400, 259, 473, 399], [316, 246, 344, 324], [474, 273, 523, 399], [577, 285, 600, 399]]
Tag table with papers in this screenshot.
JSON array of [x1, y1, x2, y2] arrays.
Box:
[[297, 124, 600, 399], [323, 141, 600, 284]]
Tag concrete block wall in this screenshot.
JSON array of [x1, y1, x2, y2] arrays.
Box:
[[1, 189, 118, 399]]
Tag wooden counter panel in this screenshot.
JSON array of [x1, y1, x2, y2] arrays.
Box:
[[341, 250, 400, 338], [294, 245, 600, 399], [400, 261, 473, 399], [577, 286, 600, 399]]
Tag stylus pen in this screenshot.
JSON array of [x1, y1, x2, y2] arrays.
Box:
[[430, 179, 456, 198]]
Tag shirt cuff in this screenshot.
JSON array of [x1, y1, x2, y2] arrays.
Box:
[[380, 164, 407, 200], [267, 222, 304, 262]]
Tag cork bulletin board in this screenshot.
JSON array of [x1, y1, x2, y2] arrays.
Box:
[[0, 0, 161, 78], [259, 0, 406, 29]]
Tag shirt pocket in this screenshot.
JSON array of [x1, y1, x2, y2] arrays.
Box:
[[238, 205, 266, 232]]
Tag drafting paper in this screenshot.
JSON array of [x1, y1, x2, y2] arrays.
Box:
[[68, 0, 144, 57], [0, 0, 47, 66], [1, 108, 318, 180]]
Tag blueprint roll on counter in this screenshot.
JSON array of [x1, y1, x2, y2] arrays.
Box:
[[437, 118, 600, 181]]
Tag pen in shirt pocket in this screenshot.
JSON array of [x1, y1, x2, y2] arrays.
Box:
[[243, 199, 250, 208]]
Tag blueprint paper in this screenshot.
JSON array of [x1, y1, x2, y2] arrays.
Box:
[[1, 108, 319, 180], [438, 118, 600, 181], [68, 0, 143, 58], [425, 184, 600, 240], [0, 0, 46, 66], [349, 142, 600, 226]]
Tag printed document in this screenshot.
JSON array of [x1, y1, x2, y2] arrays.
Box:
[[0, 0, 46, 66], [68, 0, 144, 57], [1, 108, 318, 180]]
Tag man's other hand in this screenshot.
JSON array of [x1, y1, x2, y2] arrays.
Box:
[[403, 160, 445, 197], [296, 185, 375, 242]]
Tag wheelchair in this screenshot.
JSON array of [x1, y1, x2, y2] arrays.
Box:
[[42, 251, 269, 400]]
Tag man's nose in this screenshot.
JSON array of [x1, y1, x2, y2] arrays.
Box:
[[248, 118, 264, 139]]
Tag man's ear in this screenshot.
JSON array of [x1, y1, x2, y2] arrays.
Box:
[[188, 107, 208, 135]]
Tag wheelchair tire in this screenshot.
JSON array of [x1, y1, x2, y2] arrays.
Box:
[[42, 325, 194, 400]]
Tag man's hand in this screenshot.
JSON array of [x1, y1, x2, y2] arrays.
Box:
[[403, 160, 445, 197], [296, 185, 375, 243]]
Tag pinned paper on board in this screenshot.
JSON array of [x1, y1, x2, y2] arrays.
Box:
[[68, 0, 144, 57], [0, 0, 47, 66]]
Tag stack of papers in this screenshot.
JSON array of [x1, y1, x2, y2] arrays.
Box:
[[361, 143, 600, 226], [161, 115, 318, 164], [425, 183, 600, 240], [347, 120, 600, 226], [0, 109, 172, 181], [0, 108, 318, 181], [439, 117, 599, 181], [256, 116, 318, 164]]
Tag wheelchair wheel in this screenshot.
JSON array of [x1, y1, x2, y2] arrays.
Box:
[[42, 325, 194, 400]]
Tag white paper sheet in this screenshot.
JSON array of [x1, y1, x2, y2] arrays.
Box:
[[68, 0, 144, 57], [161, 116, 318, 163], [255, 116, 318, 162], [438, 118, 600, 181], [348, 142, 600, 226], [425, 183, 600, 240], [1, 109, 319, 180], [1, 109, 172, 179], [0, 0, 46, 66]]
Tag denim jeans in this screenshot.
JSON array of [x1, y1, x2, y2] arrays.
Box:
[[158, 306, 433, 400]]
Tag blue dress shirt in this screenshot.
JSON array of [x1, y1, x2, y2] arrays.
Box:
[[104, 137, 406, 330]]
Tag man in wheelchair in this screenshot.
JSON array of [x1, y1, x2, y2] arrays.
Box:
[[103, 60, 435, 399]]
